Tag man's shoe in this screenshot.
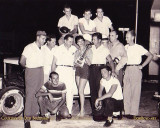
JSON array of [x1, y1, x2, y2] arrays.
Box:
[[41, 117, 50, 124], [56, 112, 62, 121], [103, 119, 113, 127], [24, 121, 31, 128], [127, 115, 134, 119], [67, 114, 72, 119], [112, 115, 122, 120]]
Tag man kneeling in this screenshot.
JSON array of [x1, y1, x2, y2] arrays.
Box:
[[95, 66, 123, 127], [36, 71, 70, 124]]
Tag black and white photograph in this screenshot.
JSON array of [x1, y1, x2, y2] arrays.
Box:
[[0, 0, 160, 128]]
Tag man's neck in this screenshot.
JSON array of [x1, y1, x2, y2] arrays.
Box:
[[95, 43, 101, 49], [64, 43, 71, 50], [105, 76, 111, 81], [66, 15, 71, 20], [97, 16, 103, 21], [129, 42, 135, 46], [35, 41, 41, 49]]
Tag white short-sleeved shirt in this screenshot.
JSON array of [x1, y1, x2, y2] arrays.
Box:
[[125, 44, 148, 65], [100, 76, 123, 100], [54, 44, 77, 66], [22, 42, 44, 68], [78, 18, 96, 35], [94, 16, 112, 38], [58, 14, 78, 31], [42, 45, 58, 73], [91, 45, 110, 64]]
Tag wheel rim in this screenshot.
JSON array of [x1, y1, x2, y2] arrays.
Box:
[[1, 89, 24, 116]]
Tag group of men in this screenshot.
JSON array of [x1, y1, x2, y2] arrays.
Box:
[[20, 4, 153, 128]]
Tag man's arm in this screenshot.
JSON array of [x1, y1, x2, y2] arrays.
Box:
[[106, 54, 117, 77], [97, 84, 117, 101], [79, 23, 96, 34], [139, 51, 153, 70], [51, 92, 66, 114], [115, 45, 128, 73], [70, 25, 78, 34], [95, 83, 104, 109], [19, 55, 26, 68], [51, 55, 57, 72]]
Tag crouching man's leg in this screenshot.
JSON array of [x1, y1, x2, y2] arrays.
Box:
[[56, 104, 69, 121], [37, 96, 50, 124]]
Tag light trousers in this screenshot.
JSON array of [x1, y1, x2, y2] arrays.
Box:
[[123, 66, 142, 115], [56, 66, 75, 114]]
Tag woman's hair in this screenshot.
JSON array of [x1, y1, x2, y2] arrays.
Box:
[[75, 35, 85, 44]]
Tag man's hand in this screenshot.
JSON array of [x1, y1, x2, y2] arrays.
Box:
[[48, 93, 54, 102], [95, 99, 102, 111], [138, 65, 143, 70], [112, 71, 117, 78]]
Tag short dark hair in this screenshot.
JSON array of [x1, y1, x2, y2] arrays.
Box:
[[75, 35, 85, 44], [84, 8, 92, 13], [64, 34, 73, 40], [64, 4, 71, 10], [49, 71, 59, 78], [92, 32, 102, 40], [46, 34, 56, 42], [96, 7, 103, 11], [110, 30, 119, 35], [99, 65, 112, 73], [127, 30, 136, 37], [102, 38, 109, 41]]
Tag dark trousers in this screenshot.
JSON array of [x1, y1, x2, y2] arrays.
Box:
[[89, 65, 102, 115], [94, 98, 123, 120]]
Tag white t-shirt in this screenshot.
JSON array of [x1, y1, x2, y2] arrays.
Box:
[[54, 44, 77, 66], [22, 42, 44, 68], [42, 44, 58, 74], [94, 16, 112, 38], [125, 44, 148, 65], [58, 14, 78, 31], [91, 45, 110, 64], [100, 76, 123, 100], [78, 18, 96, 35]]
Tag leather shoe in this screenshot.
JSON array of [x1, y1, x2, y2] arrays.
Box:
[[112, 115, 122, 120], [24, 121, 31, 128], [67, 114, 72, 119], [56, 112, 62, 121], [41, 117, 50, 124], [103, 119, 113, 127]]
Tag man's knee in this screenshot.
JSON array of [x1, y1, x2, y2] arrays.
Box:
[[60, 107, 69, 118]]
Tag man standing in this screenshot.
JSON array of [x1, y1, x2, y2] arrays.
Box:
[[89, 32, 116, 117], [123, 30, 153, 119], [109, 30, 127, 85], [94, 7, 113, 38], [52, 34, 77, 117], [36, 71, 69, 124], [20, 31, 46, 128], [42, 34, 58, 83]]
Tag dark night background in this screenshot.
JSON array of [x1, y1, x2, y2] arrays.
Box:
[[0, 0, 154, 78]]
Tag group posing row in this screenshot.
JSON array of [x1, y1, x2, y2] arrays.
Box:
[[20, 28, 153, 128]]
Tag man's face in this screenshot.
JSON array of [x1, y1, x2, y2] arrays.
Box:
[[65, 37, 73, 47], [101, 39, 108, 45], [51, 74, 59, 85], [64, 8, 71, 16], [109, 31, 118, 43], [125, 32, 133, 44], [92, 36, 100, 46], [96, 8, 104, 18], [84, 11, 92, 20], [48, 38, 56, 48], [38, 35, 46, 46], [101, 68, 110, 79]]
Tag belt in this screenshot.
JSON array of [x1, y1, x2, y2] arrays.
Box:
[[127, 64, 139, 66], [91, 64, 106, 67], [57, 65, 73, 67]]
